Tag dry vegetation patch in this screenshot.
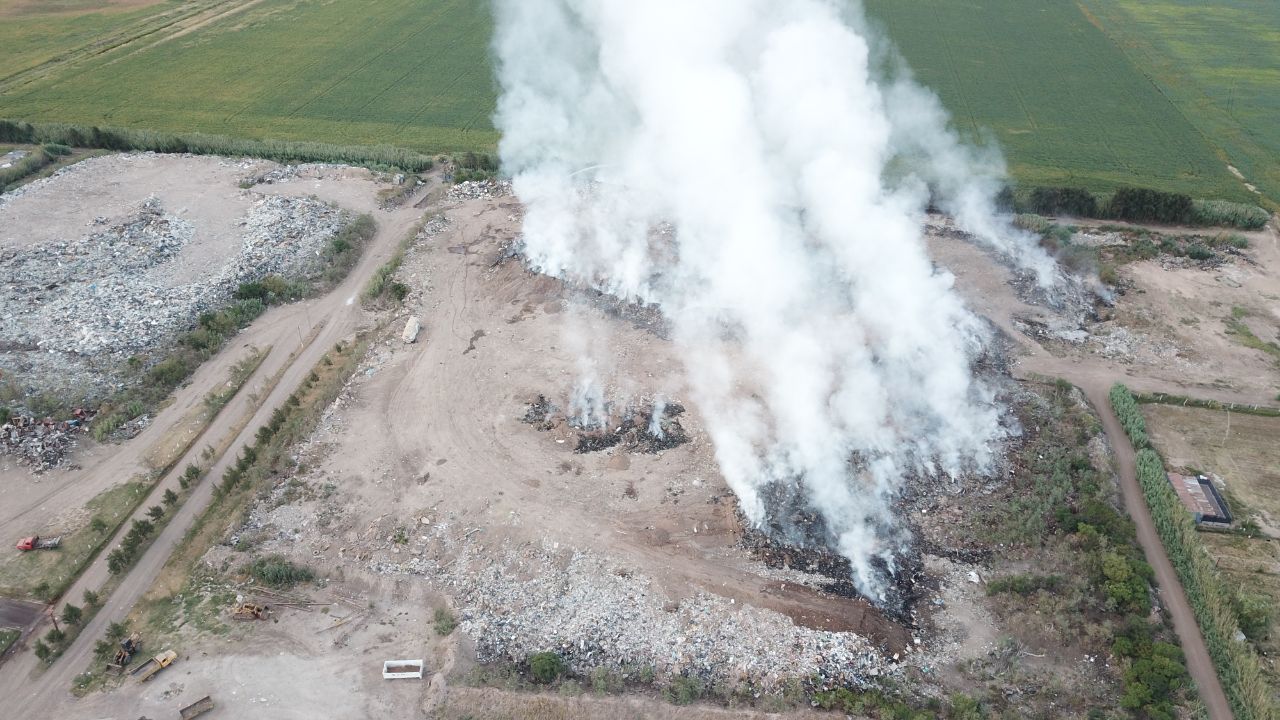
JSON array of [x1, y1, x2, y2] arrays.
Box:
[[1143, 403, 1280, 687]]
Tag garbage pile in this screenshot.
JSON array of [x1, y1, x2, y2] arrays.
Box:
[[375, 525, 894, 692], [0, 409, 94, 470], [446, 179, 512, 202], [1, 193, 348, 402], [239, 162, 349, 186]]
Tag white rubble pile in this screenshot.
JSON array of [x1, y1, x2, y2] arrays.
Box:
[[373, 528, 890, 690], [1, 192, 347, 400], [243, 162, 350, 186], [446, 179, 512, 201]]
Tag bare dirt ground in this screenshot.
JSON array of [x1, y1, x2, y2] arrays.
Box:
[[0, 156, 426, 717], [2, 150, 1274, 719], [927, 217, 1280, 404], [1142, 403, 1280, 690], [0, 153, 363, 577]]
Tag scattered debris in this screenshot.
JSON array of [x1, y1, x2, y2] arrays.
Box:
[[401, 316, 422, 344], [0, 409, 93, 470], [446, 179, 512, 202], [375, 532, 892, 691]]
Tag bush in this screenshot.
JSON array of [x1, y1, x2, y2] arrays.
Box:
[[1209, 233, 1250, 250], [162, 488, 179, 506], [235, 275, 304, 304], [181, 463, 201, 490], [1186, 243, 1214, 261], [32, 639, 52, 663], [106, 549, 128, 575], [433, 607, 457, 636], [93, 638, 115, 661], [1192, 199, 1270, 230], [1109, 383, 1149, 449], [82, 589, 100, 607], [148, 356, 191, 388], [528, 651, 566, 684], [0, 147, 55, 188], [89, 516, 108, 534], [1107, 187, 1193, 225], [1029, 186, 1099, 217], [248, 555, 315, 587], [986, 573, 1063, 596], [665, 675, 704, 705], [1234, 590, 1273, 642], [61, 603, 83, 626]]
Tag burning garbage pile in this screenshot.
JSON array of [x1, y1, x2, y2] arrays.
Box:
[[522, 394, 688, 454], [738, 479, 925, 621], [492, 0, 1070, 605], [1, 408, 94, 470]]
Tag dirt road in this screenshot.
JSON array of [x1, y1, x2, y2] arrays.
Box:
[[1077, 382, 1233, 720], [0, 172, 427, 716], [931, 221, 1256, 720]]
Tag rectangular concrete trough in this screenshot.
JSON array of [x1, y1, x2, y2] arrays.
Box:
[[382, 659, 425, 679]]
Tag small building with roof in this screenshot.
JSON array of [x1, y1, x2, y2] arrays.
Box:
[[1167, 472, 1232, 525]]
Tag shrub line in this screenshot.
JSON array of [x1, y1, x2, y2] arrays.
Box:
[[0, 119, 434, 173], [1109, 383, 1275, 720]]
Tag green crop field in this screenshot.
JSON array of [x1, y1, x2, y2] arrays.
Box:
[[862, 0, 1259, 205], [0, 0, 1275, 206], [0, 0, 498, 153], [1077, 0, 1280, 208]]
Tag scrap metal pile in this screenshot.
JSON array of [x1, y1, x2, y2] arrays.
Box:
[[0, 408, 93, 470]]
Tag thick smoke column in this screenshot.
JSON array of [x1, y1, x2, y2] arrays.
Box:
[[493, 0, 1055, 600]]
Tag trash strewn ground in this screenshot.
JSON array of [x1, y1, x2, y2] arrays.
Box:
[[0, 410, 94, 471], [0, 154, 352, 406]]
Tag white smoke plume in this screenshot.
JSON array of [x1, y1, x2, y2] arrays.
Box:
[[648, 397, 668, 440], [493, 0, 1056, 601]]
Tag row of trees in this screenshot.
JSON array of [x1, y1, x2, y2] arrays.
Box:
[[1109, 384, 1274, 720], [0, 119, 434, 172], [1003, 184, 1269, 230]]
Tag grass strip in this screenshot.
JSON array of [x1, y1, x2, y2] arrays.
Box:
[[0, 120, 433, 173]]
